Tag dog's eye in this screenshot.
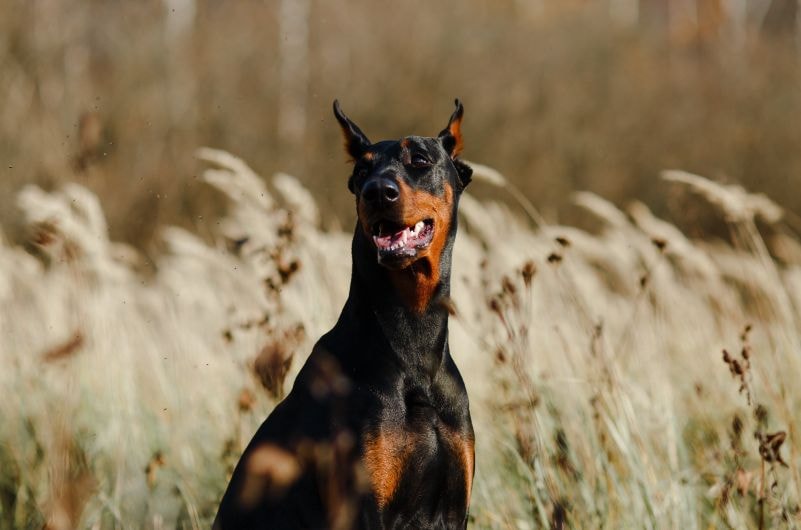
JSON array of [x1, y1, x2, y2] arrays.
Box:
[[410, 154, 431, 168], [356, 167, 368, 180]]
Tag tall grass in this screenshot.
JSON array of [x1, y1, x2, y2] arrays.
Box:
[[1, 152, 799, 528]]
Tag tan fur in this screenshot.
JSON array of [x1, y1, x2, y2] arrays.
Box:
[[362, 430, 416, 508], [384, 182, 453, 314]]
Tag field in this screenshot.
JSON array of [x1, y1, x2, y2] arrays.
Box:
[[1, 148, 800, 529], [4, 1, 801, 249]]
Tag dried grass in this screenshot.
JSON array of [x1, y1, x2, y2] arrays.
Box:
[[1, 154, 800, 528]]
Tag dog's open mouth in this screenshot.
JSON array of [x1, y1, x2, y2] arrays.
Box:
[[371, 219, 434, 259]]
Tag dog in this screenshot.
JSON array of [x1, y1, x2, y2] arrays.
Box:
[[214, 100, 475, 530]]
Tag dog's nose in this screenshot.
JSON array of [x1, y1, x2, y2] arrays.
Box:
[[362, 178, 400, 205]]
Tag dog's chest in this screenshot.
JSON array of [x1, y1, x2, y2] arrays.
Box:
[[360, 381, 474, 524]]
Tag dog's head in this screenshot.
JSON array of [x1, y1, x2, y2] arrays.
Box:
[[333, 100, 472, 271]]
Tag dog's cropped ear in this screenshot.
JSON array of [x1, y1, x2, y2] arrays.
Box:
[[452, 159, 472, 189], [438, 99, 471, 188], [333, 100, 371, 161], [438, 99, 465, 159]]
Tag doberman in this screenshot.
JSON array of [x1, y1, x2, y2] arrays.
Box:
[[214, 100, 475, 530]]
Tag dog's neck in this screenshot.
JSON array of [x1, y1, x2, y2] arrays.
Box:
[[344, 228, 456, 371]]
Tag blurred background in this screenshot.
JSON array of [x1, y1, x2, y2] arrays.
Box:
[[2, 0, 800, 250]]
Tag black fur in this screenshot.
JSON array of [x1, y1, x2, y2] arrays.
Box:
[[214, 101, 474, 530]]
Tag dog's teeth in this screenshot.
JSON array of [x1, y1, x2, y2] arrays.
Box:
[[414, 221, 424, 234]]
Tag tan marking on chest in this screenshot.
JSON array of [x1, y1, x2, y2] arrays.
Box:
[[460, 436, 475, 506], [363, 424, 474, 510], [442, 428, 475, 507], [362, 430, 416, 508]]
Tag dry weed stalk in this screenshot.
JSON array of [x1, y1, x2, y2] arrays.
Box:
[[41, 442, 95, 530], [2, 157, 800, 528], [715, 325, 794, 528], [485, 260, 587, 529]]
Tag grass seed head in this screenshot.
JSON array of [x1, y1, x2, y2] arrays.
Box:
[[501, 275, 516, 296], [651, 237, 667, 252], [547, 252, 562, 264], [238, 388, 256, 412], [521, 260, 536, 286], [41, 331, 84, 364], [252, 325, 305, 399]]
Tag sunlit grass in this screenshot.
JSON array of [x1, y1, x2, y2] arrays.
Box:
[[1, 152, 799, 529]]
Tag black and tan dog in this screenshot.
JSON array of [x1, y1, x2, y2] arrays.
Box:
[[214, 100, 475, 530]]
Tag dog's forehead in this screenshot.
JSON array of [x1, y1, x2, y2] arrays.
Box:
[[368, 136, 443, 159]]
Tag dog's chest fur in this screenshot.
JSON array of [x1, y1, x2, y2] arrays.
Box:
[[356, 362, 474, 529]]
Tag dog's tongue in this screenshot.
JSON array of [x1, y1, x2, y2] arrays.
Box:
[[373, 221, 426, 251], [374, 227, 408, 250]]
